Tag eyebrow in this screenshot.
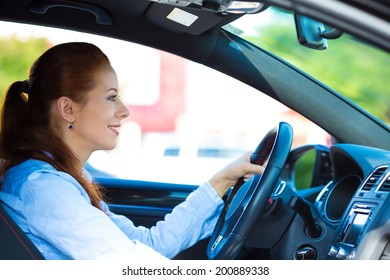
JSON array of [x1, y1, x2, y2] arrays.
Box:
[[107, 88, 118, 93]]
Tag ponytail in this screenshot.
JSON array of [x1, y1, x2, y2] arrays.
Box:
[[0, 81, 31, 163]]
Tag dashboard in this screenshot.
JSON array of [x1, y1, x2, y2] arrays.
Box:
[[314, 144, 390, 259]]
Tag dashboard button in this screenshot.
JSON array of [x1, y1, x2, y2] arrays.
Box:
[[328, 245, 339, 257], [336, 247, 348, 259]]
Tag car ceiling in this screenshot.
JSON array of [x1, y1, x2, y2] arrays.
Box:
[[2, 0, 389, 56], [0, 0, 242, 64]]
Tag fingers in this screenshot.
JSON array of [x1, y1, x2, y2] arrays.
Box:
[[246, 162, 264, 175], [242, 166, 264, 182], [242, 151, 264, 173], [208, 151, 265, 197]]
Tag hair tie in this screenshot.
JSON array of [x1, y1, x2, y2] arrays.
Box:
[[21, 79, 30, 94]]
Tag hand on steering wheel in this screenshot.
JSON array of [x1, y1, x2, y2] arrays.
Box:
[[207, 122, 293, 259]]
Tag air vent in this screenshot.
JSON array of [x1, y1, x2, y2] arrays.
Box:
[[379, 174, 390, 192], [362, 167, 387, 191]]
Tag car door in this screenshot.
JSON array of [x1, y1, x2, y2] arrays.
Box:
[[92, 176, 208, 259]]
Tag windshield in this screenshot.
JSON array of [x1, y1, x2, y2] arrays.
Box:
[[229, 7, 390, 125]]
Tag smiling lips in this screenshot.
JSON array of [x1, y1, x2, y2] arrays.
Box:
[[108, 125, 120, 135]]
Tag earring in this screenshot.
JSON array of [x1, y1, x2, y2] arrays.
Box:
[[68, 121, 73, 129]]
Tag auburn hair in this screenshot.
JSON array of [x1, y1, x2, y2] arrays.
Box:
[[0, 42, 111, 210]]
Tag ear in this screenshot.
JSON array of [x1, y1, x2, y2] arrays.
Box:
[[56, 96, 75, 123]]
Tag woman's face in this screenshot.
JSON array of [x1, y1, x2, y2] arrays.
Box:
[[71, 68, 129, 157]]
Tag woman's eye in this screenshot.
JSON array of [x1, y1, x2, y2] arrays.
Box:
[[108, 95, 117, 101]]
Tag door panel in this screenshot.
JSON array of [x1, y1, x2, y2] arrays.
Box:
[[96, 177, 208, 259]]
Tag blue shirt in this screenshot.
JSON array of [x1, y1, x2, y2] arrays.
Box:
[[0, 159, 224, 260]]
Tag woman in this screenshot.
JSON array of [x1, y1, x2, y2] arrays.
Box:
[[0, 42, 263, 260]]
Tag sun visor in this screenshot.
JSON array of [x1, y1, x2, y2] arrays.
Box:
[[145, 4, 225, 35]]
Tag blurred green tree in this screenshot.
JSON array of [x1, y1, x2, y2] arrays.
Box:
[[0, 36, 49, 98], [245, 13, 390, 123]]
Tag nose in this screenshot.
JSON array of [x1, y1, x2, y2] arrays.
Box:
[[117, 98, 130, 120]]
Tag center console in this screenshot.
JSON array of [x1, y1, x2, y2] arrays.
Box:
[[328, 166, 390, 259]]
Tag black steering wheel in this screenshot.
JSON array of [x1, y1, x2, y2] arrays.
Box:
[[207, 122, 293, 259]]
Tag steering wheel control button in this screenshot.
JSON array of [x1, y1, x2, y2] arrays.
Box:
[[294, 247, 317, 260], [264, 198, 283, 216]]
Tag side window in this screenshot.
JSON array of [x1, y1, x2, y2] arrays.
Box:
[[89, 47, 330, 185]]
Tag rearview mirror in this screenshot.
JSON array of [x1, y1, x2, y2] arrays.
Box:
[[294, 13, 344, 50], [294, 13, 328, 50]]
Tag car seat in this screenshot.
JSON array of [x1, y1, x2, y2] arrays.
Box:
[[0, 202, 44, 259]]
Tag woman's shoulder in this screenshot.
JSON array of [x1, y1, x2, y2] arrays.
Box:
[[15, 158, 54, 170], [0, 159, 94, 228], [2, 159, 82, 194], [6, 159, 59, 179]]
